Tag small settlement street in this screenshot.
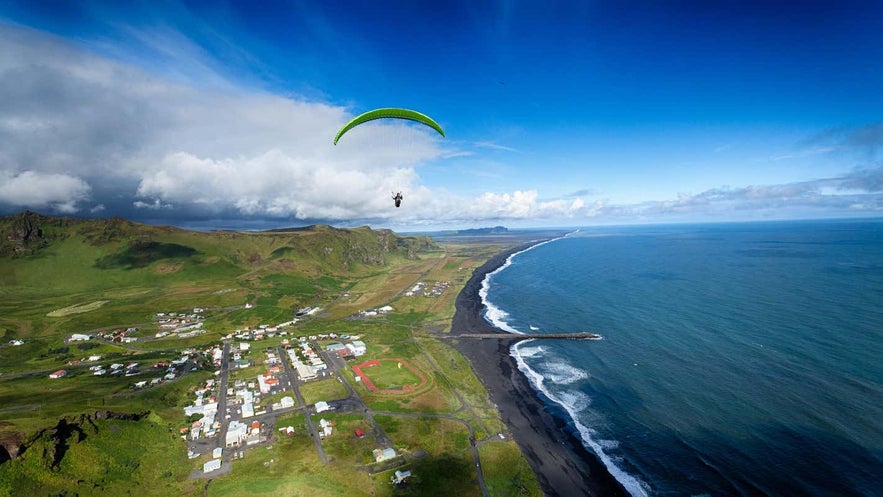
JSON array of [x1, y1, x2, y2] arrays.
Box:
[[185, 331, 407, 484]]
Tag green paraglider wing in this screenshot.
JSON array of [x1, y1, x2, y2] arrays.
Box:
[[333, 108, 445, 145]]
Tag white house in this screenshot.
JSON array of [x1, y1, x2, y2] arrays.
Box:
[[393, 470, 412, 484], [280, 396, 295, 409], [203, 459, 221, 473], [226, 420, 247, 447], [314, 401, 330, 413], [295, 362, 316, 381], [319, 418, 332, 437], [347, 341, 367, 356], [373, 447, 396, 462]]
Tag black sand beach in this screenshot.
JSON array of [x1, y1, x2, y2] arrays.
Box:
[[450, 244, 628, 497]]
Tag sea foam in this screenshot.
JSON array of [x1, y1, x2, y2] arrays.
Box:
[[512, 341, 651, 497]]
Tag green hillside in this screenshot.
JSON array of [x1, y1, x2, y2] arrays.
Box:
[[0, 211, 437, 341]]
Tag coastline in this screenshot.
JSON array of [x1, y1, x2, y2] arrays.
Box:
[[450, 243, 628, 497]]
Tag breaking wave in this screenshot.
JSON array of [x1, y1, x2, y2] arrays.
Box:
[[512, 341, 651, 497]]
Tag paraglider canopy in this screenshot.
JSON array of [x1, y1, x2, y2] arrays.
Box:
[[333, 108, 445, 145]]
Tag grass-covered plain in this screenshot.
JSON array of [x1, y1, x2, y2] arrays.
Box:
[[0, 214, 543, 496]]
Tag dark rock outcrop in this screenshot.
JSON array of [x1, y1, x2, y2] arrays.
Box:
[[0, 210, 71, 256], [1, 411, 150, 468]]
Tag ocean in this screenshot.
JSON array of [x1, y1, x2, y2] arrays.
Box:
[[480, 220, 883, 497]]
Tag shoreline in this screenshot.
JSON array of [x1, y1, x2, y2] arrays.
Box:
[[450, 243, 628, 497]]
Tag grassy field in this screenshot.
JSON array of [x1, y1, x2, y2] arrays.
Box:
[[479, 441, 545, 497], [299, 377, 349, 406], [354, 358, 426, 391], [0, 214, 545, 496]]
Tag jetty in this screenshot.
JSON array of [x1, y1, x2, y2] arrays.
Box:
[[449, 332, 601, 341]]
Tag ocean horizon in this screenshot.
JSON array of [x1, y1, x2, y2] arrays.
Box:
[[480, 219, 883, 497]]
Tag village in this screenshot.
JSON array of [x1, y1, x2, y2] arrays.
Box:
[[178, 327, 412, 484], [43, 285, 454, 487]]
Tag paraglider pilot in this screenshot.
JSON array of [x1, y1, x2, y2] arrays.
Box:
[[392, 192, 403, 208]]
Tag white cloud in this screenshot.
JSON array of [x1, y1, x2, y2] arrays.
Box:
[[472, 141, 521, 153], [0, 170, 91, 212], [0, 23, 447, 223]]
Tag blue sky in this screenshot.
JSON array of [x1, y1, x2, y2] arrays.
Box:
[[1, 0, 882, 230]]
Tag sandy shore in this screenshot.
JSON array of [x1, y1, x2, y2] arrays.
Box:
[[450, 244, 628, 497]]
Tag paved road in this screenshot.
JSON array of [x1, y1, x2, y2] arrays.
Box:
[[279, 346, 328, 464], [215, 341, 231, 457]]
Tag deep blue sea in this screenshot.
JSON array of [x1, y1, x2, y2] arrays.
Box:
[[480, 220, 883, 497]]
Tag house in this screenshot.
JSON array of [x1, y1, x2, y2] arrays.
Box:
[[280, 396, 295, 409], [226, 421, 247, 447], [314, 401, 330, 413], [257, 373, 274, 394], [49, 369, 67, 379], [325, 342, 346, 353], [346, 340, 367, 357], [354, 428, 365, 438], [295, 362, 316, 380], [69, 333, 91, 342], [319, 418, 332, 438], [203, 459, 221, 473], [212, 447, 222, 459], [373, 447, 396, 462], [392, 470, 412, 485]]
